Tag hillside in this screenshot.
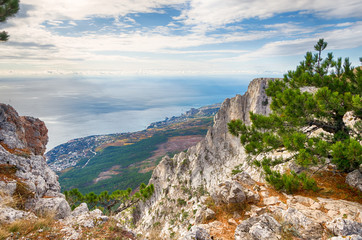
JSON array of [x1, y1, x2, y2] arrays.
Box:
[[46, 104, 220, 194], [1, 77, 361, 240], [133, 78, 362, 239]]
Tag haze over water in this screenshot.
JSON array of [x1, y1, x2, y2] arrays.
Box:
[[0, 76, 252, 150]]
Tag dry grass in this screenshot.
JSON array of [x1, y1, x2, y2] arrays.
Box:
[[0, 142, 31, 158], [0, 213, 56, 240], [0, 227, 9, 240], [203, 197, 249, 240], [297, 170, 362, 204], [0, 214, 138, 240]]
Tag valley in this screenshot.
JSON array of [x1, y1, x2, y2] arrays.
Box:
[[46, 104, 220, 194]]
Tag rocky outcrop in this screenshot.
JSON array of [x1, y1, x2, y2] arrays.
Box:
[[134, 78, 362, 240], [235, 213, 282, 240], [0, 104, 48, 155], [0, 103, 70, 223], [134, 78, 275, 238], [346, 169, 362, 192]]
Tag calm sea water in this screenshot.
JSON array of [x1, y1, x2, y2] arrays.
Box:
[[0, 75, 253, 150]]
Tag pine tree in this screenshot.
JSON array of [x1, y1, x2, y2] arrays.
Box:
[[228, 39, 362, 192], [0, 0, 20, 41], [64, 183, 155, 214]]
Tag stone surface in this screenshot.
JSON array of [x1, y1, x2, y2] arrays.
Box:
[[0, 205, 37, 224], [346, 169, 362, 192], [62, 207, 109, 229], [0, 103, 70, 222], [71, 203, 89, 217], [330, 235, 362, 240], [232, 172, 256, 186], [343, 111, 361, 139], [182, 226, 212, 240], [211, 180, 247, 204], [0, 104, 48, 155], [34, 197, 71, 219], [327, 218, 362, 237], [228, 181, 247, 203], [235, 213, 281, 240], [282, 207, 323, 239], [204, 208, 215, 221]]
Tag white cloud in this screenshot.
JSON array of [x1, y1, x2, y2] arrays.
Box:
[[178, 0, 362, 29], [1, 0, 361, 77]]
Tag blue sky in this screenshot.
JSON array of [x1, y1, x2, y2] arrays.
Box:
[[1, 0, 361, 77], [0, 0, 362, 150]]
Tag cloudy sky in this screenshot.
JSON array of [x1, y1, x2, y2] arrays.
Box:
[[1, 0, 362, 150]]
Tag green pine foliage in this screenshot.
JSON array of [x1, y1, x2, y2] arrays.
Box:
[[228, 39, 361, 193], [64, 183, 154, 214], [0, 0, 20, 41]]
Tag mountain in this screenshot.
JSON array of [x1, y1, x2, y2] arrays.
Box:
[[46, 104, 221, 194], [132, 78, 362, 239], [1, 78, 361, 240]]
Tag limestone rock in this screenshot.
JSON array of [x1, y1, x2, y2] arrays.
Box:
[[343, 111, 361, 139], [0, 180, 17, 195], [0, 104, 48, 155], [34, 197, 71, 219], [0, 103, 70, 222], [232, 172, 256, 186], [204, 208, 215, 221], [212, 181, 246, 204], [63, 206, 108, 229], [182, 226, 212, 240], [235, 213, 281, 240], [330, 235, 362, 240], [71, 203, 89, 217], [282, 207, 323, 239], [326, 218, 362, 237], [228, 181, 247, 203], [346, 169, 362, 192], [0, 205, 37, 224]]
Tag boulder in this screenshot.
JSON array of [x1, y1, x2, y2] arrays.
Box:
[[0, 205, 37, 224], [346, 169, 362, 192], [228, 181, 247, 203], [34, 197, 71, 219], [235, 213, 281, 240], [204, 208, 216, 221], [282, 207, 323, 239], [232, 172, 256, 186], [182, 226, 212, 240], [71, 203, 89, 217], [326, 218, 362, 237], [212, 181, 246, 204]]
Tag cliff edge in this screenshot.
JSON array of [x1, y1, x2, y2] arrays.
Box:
[[0, 103, 70, 223], [135, 78, 362, 240]]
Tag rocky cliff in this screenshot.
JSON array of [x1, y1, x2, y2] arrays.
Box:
[[135, 78, 362, 240], [0, 103, 70, 223]]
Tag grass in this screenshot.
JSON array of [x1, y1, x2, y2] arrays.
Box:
[[301, 170, 362, 203], [0, 212, 55, 240], [0, 215, 138, 240]]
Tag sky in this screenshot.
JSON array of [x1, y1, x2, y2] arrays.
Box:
[[0, 0, 362, 150]]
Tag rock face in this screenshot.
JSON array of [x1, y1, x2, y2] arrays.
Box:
[[235, 213, 282, 240], [134, 78, 275, 238], [0, 103, 70, 223], [346, 169, 362, 192], [134, 78, 362, 240], [0, 104, 48, 155]]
